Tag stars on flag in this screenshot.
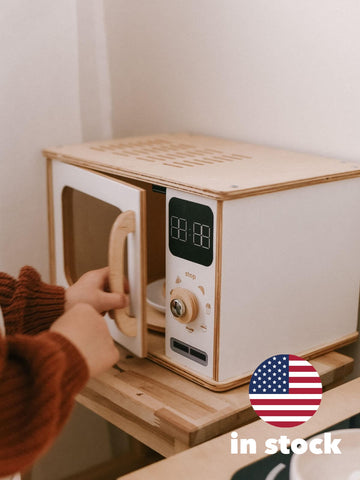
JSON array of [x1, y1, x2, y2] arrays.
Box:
[[249, 354, 322, 428]]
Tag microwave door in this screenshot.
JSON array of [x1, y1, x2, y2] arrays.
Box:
[[50, 160, 147, 357]]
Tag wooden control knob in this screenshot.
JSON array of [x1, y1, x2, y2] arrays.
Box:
[[170, 288, 199, 324]]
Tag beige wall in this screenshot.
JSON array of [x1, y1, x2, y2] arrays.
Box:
[[1, 0, 360, 477], [0, 2, 114, 478], [2, 0, 359, 290], [76, 0, 113, 142], [0, 0, 82, 278], [1, 2, 359, 306], [103, 0, 360, 164]]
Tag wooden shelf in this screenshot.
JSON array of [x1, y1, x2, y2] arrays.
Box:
[[76, 347, 353, 458], [120, 377, 360, 480]]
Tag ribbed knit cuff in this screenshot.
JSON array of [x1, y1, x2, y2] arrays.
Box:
[[19, 267, 65, 334], [0, 331, 89, 477]]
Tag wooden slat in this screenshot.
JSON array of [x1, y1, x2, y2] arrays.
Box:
[[76, 347, 353, 457]]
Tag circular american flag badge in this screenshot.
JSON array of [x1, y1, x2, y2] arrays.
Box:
[[249, 354, 322, 427]]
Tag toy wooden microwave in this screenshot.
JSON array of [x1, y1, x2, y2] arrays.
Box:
[[44, 134, 360, 391]]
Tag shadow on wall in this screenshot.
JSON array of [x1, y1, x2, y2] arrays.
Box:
[[31, 404, 163, 480]]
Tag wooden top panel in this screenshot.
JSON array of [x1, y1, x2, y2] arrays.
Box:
[[43, 133, 360, 199]]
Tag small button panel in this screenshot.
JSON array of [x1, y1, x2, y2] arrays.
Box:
[[165, 189, 216, 377], [170, 338, 208, 366]]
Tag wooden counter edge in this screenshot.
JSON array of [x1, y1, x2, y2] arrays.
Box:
[[119, 377, 360, 480], [76, 351, 353, 457]]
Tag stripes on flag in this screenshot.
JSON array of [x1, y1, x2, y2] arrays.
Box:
[[249, 354, 322, 428]]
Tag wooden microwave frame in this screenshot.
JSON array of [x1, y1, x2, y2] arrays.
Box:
[[44, 133, 360, 391]]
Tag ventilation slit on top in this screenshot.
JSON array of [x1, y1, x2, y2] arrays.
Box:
[[89, 139, 252, 168]]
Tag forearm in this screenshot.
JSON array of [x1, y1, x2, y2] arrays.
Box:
[[0, 332, 89, 476], [0, 266, 65, 335]]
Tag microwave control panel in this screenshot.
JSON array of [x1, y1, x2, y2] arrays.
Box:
[[165, 189, 217, 378], [168, 197, 214, 267]]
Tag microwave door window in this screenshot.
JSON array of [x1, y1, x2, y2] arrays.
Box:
[[62, 187, 124, 284]]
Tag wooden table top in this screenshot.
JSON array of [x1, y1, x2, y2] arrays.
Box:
[[120, 377, 360, 480], [76, 344, 353, 458]]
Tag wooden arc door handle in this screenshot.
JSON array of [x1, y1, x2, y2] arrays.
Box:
[[108, 210, 137, 337]]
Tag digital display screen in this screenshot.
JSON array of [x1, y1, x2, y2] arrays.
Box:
[[168, 197, 214, 266]]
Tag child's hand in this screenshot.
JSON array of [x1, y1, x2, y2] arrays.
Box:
[[65, 267, 128, 314], [50, 303, 120, 377]]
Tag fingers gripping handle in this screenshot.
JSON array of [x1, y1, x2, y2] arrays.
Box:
[[108, 210, 137, 337]]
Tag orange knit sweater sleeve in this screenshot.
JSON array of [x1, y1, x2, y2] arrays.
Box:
[[0, 267, 89, 477]]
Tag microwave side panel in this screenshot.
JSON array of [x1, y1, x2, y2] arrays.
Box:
[[218, 177, 360, 382]]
